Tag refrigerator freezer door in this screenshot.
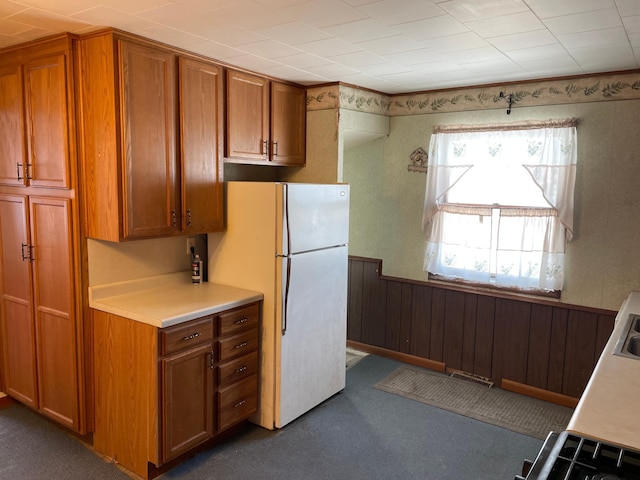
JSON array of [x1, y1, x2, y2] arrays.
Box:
[[276, 245, 348, 428], [280, 183, 349, 255]]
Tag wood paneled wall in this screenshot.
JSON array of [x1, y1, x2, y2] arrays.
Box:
[[347, 257, 616, 400]]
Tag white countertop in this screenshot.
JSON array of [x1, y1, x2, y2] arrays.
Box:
[[89, 272, 264, 328], [567, 290, 640, 450]]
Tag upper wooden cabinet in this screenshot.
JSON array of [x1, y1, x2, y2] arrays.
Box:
[[225, 69, 306, 167], [179, 58, 224, 234], [75, 31, 224, 241], [0, 44, 73, 189]]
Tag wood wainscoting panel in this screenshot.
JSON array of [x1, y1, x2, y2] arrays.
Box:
[[347, 257, 616, 404]]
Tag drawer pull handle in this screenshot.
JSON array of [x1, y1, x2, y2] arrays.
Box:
[[235, 366, 248, 373], [234, 341, 248, 349], [182, 332, 201, 341], [234, 317, 249, 325], [234, 400, 246, 408]]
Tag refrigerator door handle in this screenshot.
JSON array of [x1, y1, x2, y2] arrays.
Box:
[[282, 255, 291, 335], [283, 183, 291, 256]]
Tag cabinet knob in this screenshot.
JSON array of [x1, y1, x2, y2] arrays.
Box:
[[262, 140, 268, 156], [234, 317, 248, 325], [171, 210, 177, 227], [273, 141, 278, 157], [234, 341, 248, 349], [186, 209, 192, 227], [16, 163, 23, 181], [209, 350, 215, 369], [233, 400, 246, 408], [235, 365, 248, 374]]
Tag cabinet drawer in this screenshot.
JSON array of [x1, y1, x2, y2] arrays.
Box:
[[218, 374, 258, 432], [160, 317, 213, 355], [218, 329, 258, 362], [219, 303, 259, 337], [218, 351, 258, 388]]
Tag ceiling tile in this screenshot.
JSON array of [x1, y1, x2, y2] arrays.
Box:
[[257, 21, 330, 45], [183, 40, 247, 60], [438, 0, 529, 22], [356, 34, 429, 55], [358, 61, 411, 76], [623, 15, 640, 34], [557, 26, 629, 49], [542, 8, 622, 35], [505, 43, 569, 62], [282, 0, 368, 28], [444, 45, 505, 62], [518, 56, 583, 76], [323, 18, 400, 43], [0, 0, 29, 18], [237, 39, 303, 58], [612, 0, 640, 17], [524, 0, 615, 18], [356, 0, 445, 25], [224, 53, 285, 70], [10, 0, 101, 16], [97, 0, 174, 16], [276, 52, 333, 69], [72, 6, 156, 32], [298, 36, 364, 57], [488, 29, 558, 51], [7, 7, 91, 32], [424, 31, 489, 52], [465, 11, 545, 38], [411, 60, 464, 74], [330, 50, 389, 68], [0, 16, 35, 35], [384, 47, 448, 65], [306, 61, 361, 77], [568, 43, 636, 70], [397, 14, 469, 41], [187, 20, 268, 46], [209, 0, 298, 30], [135, 25, 206, 47]]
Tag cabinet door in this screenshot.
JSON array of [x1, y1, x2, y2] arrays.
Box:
[[119, 41, 178, 238], [161, 343, 214, 461], [0, 195, 37, 408], [179, 58, 224, 233], [0, 65, 27, 186], [24, 54, 71, 189], [30, 197, 79, 430], [225, 70, 269, 161], [270, 81, 306, 166]]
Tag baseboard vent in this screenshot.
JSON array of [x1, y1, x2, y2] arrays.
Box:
[[449, 369, 494, 388]]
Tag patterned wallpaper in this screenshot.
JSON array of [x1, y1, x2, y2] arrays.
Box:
[[306, 71, 640, 116]]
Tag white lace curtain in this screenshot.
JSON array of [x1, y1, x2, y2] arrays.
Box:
[[422, 120, 577, 291]]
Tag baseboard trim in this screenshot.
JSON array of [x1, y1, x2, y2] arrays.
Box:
[[346, 340, 446, 372], [501, 379, 579, 408]]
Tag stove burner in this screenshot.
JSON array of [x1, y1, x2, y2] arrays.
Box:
[[591, 475, 622, 480]]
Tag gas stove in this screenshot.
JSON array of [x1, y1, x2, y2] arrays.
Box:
[[518, 431, 640, 480]]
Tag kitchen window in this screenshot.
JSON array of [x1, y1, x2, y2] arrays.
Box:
[[422, 119, 577, 295]]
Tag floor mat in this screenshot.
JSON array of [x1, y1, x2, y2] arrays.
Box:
[[374, 365, 573, 439]]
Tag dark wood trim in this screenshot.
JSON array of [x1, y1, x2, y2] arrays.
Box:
[[349, 256, 615, 316], [501, 379, 578, 409], [347, 340, 446, 372]]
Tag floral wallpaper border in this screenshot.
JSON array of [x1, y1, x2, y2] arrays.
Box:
[[306, 71, 640, 116]]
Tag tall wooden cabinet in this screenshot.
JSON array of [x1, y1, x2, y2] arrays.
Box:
[[226, 69, 306, 166], [0, 35, 88, 434], [75, 30, 224, 241]]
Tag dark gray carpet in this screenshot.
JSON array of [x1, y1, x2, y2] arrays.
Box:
[[0, 403, 129, 480], [374, 365, 573, 440], [0, 355, 544, 479]]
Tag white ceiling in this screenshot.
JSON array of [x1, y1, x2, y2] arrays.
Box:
[[1, 0, 639, 94]]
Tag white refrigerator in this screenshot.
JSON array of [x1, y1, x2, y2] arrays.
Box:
[[207, 181, 350, 429]]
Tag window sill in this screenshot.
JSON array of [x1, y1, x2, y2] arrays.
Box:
[[427, 273, 561, 300]]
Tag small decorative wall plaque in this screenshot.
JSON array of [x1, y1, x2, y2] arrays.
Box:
[[408, 147, 428, 172]]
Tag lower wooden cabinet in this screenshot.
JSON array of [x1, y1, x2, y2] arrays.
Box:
[[0, 194, 82, 431], [93, 301, 260, 479]]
